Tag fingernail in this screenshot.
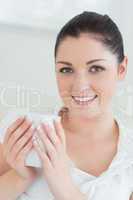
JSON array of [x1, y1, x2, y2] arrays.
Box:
[[32, 133, 39, 141], [30, 124, 36, 130], [41, 119, 50, 125], [32, 137, 38, 145], [40, 120, 50, 128], [32, 135, 36, 141], [19, 115, 26, 121], [43, 121, 50, 126], [37, 125, 42, 132]]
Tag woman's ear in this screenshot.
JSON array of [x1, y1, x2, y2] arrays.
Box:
[[117, 56, 128, 80]]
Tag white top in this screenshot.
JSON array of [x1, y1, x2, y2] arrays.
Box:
[[17, 116, 133, 200]]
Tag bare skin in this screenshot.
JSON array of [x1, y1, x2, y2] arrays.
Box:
[[0, 33, 128, 200], [61, 111, 119, 177], [55, 33, 128, 177], [0, 117, 38, 200]]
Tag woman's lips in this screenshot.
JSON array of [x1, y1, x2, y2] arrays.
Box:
[[71, 95, 98, 106]]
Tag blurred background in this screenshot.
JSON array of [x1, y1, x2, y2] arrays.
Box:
[[0, 0, 132, 126]]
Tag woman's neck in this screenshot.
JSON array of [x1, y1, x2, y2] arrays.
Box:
[[62, 110, 118, 142]]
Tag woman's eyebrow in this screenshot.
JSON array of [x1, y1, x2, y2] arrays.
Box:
[[56, 59, 106, 66]]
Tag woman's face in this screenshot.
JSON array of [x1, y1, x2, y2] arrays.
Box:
[[55, 34, 127, 118]]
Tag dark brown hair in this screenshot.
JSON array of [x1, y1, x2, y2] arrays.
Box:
[[54, 11, 124, 63]]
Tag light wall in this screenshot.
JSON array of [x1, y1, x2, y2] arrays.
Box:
[[0, 1, 132, 126], [0, 25, 61, 116]]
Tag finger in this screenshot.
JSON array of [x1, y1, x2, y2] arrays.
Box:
[[32, 135, 52, 169], [32, 130, 46, 152], [3, 117, 29, 157], [41, 123, 60, 149], [53, 118, 66, 147], [11, 125, 36, 159], [16, 138, 33, 164], [7, 119, 33, 152], [35, 127, 57, 163], [4, 116, 26, 144]]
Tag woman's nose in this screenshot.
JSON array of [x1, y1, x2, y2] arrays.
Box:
[[72, 74, 91, 94]]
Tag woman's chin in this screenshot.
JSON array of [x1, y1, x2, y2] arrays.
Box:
[[69, 107, 101, 119]]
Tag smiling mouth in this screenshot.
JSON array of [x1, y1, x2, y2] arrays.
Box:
[[72, 95, 98, 106]]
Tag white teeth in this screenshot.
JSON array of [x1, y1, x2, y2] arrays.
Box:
[[73, 96, 96, 102]]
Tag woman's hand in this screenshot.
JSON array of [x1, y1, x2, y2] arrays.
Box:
[[2, 116, 37, 182], [32, 118, 78, 200]]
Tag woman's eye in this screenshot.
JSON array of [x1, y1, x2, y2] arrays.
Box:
[[59, 67, 73, 73], [89, 65, 105, 73]]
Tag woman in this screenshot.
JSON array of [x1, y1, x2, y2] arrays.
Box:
[[0, 11, 133, 200]]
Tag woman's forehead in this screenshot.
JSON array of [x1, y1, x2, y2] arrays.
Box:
[[56, 48, 116, 66], [56, 35, 113, 60]]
